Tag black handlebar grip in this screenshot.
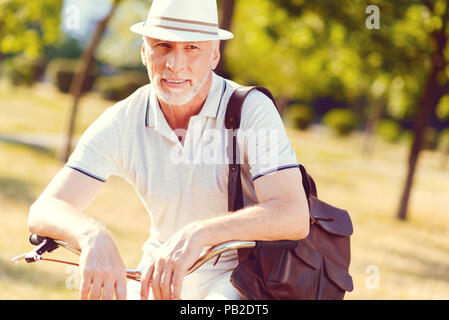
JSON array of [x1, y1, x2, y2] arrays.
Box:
[[255, 240, 298, 250], [29, 234, 47, 246]]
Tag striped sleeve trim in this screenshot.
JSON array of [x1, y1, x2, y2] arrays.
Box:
[[252, 164, 300, 181], [65, 165, 107, 183]]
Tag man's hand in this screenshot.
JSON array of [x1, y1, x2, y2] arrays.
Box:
[[140, 222, 207, 300], [78, 230, 127, 300]]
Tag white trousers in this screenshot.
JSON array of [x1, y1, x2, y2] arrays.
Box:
[[127, 244, 242, 300]]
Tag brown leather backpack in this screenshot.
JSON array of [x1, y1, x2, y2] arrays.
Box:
[[225, 86, 354, 300]]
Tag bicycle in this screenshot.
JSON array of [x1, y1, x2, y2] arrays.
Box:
[[11, 234, 256, 283]]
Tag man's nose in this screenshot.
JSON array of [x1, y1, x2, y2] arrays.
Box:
[[165, 48, 187, 73]]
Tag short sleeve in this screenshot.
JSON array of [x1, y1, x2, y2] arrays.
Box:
[[238, 90, 299, 180], [65, 106, 121, 182]]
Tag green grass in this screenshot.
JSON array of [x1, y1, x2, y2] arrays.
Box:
[[287, 128, 449, 299], [1, 82, 448, 299], [0, 142, 150, 300], [0, 80, 111, 136]]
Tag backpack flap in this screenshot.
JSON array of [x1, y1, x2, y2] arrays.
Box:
[[324, 258, 354, 292], [291, 239, 321, 270], [309, 196, 353, 237]]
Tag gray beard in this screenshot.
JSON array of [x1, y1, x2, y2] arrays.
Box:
[[150, 72, 209, 106]]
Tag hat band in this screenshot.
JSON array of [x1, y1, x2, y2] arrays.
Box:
[[145, 16, 219, 36], [150, 24, 218, 36], [151, 16, 218, 27]]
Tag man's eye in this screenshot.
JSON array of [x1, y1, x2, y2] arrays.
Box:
[[186, 45, 199, 50], [156, 43, 170, 48]]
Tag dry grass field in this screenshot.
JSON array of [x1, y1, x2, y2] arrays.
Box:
[[1, 81, 448, 299]]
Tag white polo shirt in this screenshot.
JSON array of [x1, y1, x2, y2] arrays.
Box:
[[66, 71, 299, 254]]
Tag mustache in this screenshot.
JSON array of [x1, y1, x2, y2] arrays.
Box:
[[154, 73, 192, 81]]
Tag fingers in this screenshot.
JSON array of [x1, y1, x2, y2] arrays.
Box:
[[80, 268, 127, 300], [89, 278, 103, 300], [80, 275, 92, 300], [81, 279, 126, 300], [77, 232, 128, 300], [116, 278, 127, 300], [151, 260, 165, 300], [159, 265, 173, 300], [140, 265, 154, 300], [171, 269, 183, 300], [147, 258, 185, 300], [102, 281, 115, 300]]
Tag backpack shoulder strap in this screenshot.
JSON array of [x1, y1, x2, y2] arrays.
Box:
[[299, 164, 317, 198], [225, 86, 276, 212], [225, 86, 277, 130], [224, 85, 317, 213]]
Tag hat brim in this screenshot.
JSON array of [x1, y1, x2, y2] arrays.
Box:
[[130, 22, 233, 42]]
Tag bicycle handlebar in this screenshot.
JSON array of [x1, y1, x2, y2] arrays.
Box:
[[29, 233, 46, 246], [13, 234, 298, 281], [29, 234, 81, 255]]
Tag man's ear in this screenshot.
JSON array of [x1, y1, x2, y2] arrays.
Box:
[[210, 40, 221, 70], [141, 43, 147, 66]]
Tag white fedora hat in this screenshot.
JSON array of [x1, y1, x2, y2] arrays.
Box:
[[130, 0, 234, 42]]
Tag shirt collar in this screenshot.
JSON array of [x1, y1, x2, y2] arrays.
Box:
[[145, 71, 224, 129], [197, 71, 224, 118]]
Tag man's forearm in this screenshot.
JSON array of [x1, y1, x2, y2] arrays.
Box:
[[198, 198, 310, 247], [28, 197, 108, 250]]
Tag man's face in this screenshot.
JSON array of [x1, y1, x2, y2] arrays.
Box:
[[141, 37, 220, 106]]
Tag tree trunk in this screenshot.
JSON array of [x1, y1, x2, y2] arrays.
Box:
[[397, 57, 446, 220], [396, 1, 448, 220], [216, 0, 235, 78], [61, 1, 120, 162], [362, 100, 383, 156]]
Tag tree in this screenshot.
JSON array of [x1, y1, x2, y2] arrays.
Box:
[[225, 0, 384, 114], [96, 0, 150, 69], [396, 1, 449, 219], [226, 0, 449, 220], [216, 0, 236, 77], [62, 0, 122, 162], [0, 0, 63, 60]]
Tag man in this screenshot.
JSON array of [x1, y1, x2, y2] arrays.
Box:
[[28, 0, 310, 300]]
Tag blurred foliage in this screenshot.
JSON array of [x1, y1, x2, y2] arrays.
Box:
[[44, 33, 83, 60], [436, 95, 449, 121], [401, 129, 414, 147], [0, 0, 63, 59], [1, 0, 448, 138], [96, 0, 150, 68], [322, 108, 359, 136], [45, 58, 97, 93], [438, 128, 449, 150], [283, 103, 315, 130], [94, 71, 148, 101], [225, 0, 449, 131], [401, 127, 441, 150], [1, 54, 46, 86], [376, 118, 403, 143], [423, 127, 439, 150]]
